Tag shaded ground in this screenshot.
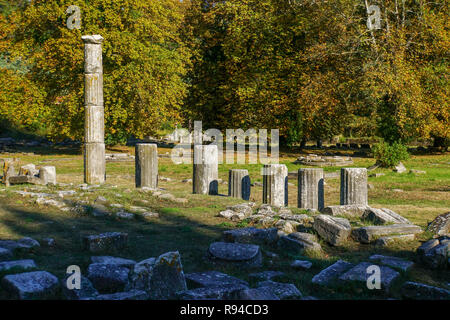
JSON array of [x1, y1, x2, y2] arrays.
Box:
[[0, 145, 449, 299]]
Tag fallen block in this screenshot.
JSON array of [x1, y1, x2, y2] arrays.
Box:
[[352, 224, 422, 244]]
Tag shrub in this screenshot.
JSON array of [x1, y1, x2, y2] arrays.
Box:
[[372, 141, 409, 168]]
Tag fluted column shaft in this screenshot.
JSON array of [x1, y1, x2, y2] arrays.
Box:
[[298, 168, 324, 210], [228, 169, 251, 200], [263, 164, 288, 207], [340, 168, 368, 205], [83, 35, 105, 184]]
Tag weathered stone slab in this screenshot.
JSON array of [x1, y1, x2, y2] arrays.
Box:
[[256, 204, 276, 216], [208, 242, 262, 268], [91, 256, 136, 268], [338, 262, 400, 291], [129, 251, 187, 299], [0, 237, 40, 254], [277, 214, 313, 224], [352, 224, 422, 244], [152, 251, 187, 299], [401, 281, 450, 300], [257, 281, 302, 300], [8, 175, 43, 185], [0, 247, 12, 261], [426, 212, 450, 237], [186, 271, 248, 288], [62, 275, 98, 300], [417, 237, 449, 269], [313, 215, 351, 246], [278, 232, 321, 254], [312, 260, 354, 286], [87, 263, 130, 293], [142, 211, 160, 219], [294, 155, 353, 167], [178, 284, 248, 300], [249, 271, 285, 281], [321, 205, 370, 218], [417, 238, 440, 255], [291, 260, 313, 270], [274, 220, 299, 234], [368, 255, 414, 272], [226, 203, 253, 216], [128, 257, 155, 291], [375, 234, 416, 247], [238, 287, 280, 300], [362, 207, 411, 225], [218, 209, 245, 221], [223, 227, 278, 245], [2, 271, 60, 300], [83, 232, 128, 253], [0, 259, 36, 272]]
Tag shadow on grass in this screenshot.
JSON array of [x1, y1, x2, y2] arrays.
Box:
[[0, 203, 449, 300]]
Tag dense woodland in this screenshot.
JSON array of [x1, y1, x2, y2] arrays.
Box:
[[0, 0, 448, 148]]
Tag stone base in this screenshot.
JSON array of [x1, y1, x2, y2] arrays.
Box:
[[84, 143, 106, 184]]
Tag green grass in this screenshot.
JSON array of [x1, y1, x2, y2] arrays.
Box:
[[0, 145, 449, 299]]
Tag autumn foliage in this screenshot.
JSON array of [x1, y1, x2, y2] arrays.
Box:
[[0, 0, 448, 147]]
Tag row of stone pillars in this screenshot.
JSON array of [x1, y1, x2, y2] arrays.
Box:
[[81, 35, 368, 209]]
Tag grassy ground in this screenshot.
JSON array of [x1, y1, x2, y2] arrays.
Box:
[[0, 144, 449, 299]]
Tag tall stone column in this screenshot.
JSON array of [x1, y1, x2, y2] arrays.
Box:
[[135, 143, 158, 189], [340, 168, 368, 205], [298, 168, 324, 210], [82, 35, 105, 184], [262, 164, 288, 207], [228, 169, 251, 200], [193, 145, 218, 195]]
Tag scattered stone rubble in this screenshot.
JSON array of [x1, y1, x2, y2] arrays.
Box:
[[416, 236, 449, 269], [2, 163, 56, 186]]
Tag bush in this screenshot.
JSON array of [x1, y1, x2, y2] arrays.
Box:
[[372, 141, 409, 168]]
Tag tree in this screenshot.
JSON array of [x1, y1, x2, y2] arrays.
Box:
[[1, 0, 191, 144], [185, 0, 367, 143], [359, 1, 449, 147]]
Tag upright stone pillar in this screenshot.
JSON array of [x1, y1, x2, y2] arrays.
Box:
[[135, 144, 158, 189], [298, 168, 324, 210], [39, 166, 56, 185], [262, 164, 288, 207], [82, 35, 105, 184], [193, 145, 218, 195], [340, 168, 368, 205], [228, 169, 251, 200]]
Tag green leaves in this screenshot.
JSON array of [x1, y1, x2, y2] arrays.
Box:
[[2, 0, 189, 144]]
